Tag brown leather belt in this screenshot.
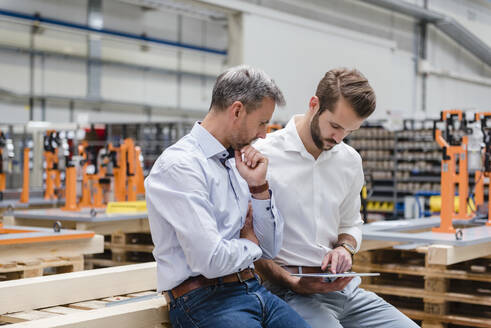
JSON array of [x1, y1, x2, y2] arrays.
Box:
[[166, 268, 255, 300], [283, 266, 326, 274]]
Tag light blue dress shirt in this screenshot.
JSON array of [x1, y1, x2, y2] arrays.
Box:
[[145, 122, 283, 291]]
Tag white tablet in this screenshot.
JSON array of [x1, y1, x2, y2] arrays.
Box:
[[290, 272, 380, 282]]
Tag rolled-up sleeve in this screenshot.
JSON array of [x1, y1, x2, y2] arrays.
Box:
[[146, 161, 262, 278], [338, 164, 364, 252], [251, 191, 283, 259]]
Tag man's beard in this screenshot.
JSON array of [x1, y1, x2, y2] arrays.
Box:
[[230, 121, 255, 150], [310, 111, 337, 151]]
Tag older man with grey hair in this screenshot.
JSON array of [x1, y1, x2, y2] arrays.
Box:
[[145, 65, 311, 328]]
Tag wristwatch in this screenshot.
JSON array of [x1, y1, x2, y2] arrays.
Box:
[[334, 242, 356, 256]]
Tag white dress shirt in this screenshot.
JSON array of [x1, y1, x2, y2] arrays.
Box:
[[254, 115, 363, 267], [145, 122, 283, 291]]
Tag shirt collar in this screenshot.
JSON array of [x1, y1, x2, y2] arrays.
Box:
[[283, 114, 340, 154], [190, 122, 230, 160]]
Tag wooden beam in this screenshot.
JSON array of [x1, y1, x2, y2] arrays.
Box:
[[6, 297, 169, 328], [0, 262, 157, 314], [0, 235, 104, 262], [352, 263, 491, 282], [400, 308, 491, 328], [427, 242, 491, 265], [75, 219, 150, 235], [363, 284, 491, 306], [9, 217, 150, 235], [359, 239, 402, 252]]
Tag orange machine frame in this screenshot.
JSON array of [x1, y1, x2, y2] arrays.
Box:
[[19, 147, 30, 204], [108, 142, 127, 202], [78, 142, 105, 209], [108, 138, 144, 202], [473, 112, 491, 227], [433, 110, 473, 233], [43, 130, 61, 200], [266, 124, 283, 134]]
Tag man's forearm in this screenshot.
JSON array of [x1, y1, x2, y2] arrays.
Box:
[[255, 259, 296, 289]]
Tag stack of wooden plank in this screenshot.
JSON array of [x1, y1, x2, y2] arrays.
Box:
[[0, 256, 83, 281], [0, 262, 169, 327], [354, 245, 491, 328], [86, 232, 154, 269]]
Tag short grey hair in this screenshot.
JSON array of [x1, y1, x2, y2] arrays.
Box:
[[210, 65, 285, 112]]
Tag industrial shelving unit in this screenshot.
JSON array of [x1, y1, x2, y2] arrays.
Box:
[[348, 124, 398, 219], [348, 119, 443, 220], [104, 121, 194, 175]]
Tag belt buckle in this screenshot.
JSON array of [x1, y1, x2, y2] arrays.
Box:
[[236, 270, 246, 283], [236, 268, 251, 283]]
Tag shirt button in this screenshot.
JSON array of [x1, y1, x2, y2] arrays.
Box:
[[266, 207, 270, 211]]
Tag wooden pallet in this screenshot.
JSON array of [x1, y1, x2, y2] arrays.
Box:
[[353, 247, 491, 328], [87, 231, 155, 268], [0, 290, 171, 327], [0, 256, 84, 281]]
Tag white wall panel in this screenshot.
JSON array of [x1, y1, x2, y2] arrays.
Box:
[[390, 50, 417, 115], [101, 65, 145, 103], [43, 57, 86, 97], [426, 75, 491, 115], [142, 70, 178, 108], [74, 110, 147, 123], [179, 75, 212, 110], [0, 52, 29, 94], [45, 106, 71, 122], [0, 103, 29, 123], [0, 0, 87, 25], [242, 13, 397, 122]]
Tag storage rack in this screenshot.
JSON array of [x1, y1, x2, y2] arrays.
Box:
[[95, 121, 194, 175], [395, 119, 441, 217], [348, 119, 442, 220], [347, 123, 398, 219]]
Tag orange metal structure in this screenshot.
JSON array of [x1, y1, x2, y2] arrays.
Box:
[[78, 142, 108, 208], [78, 142, 92, 207], [106, 139, 143, 202], [433, 110, 473, 233], [135, 146, 145, 196], [108, 142, 127, 202], [473, 112, 491, 227], [267, 124, 283, 133], [61, 165, 79, 211], [19, 148, 30, 204], [125, 138, 137, 202], [43, 130, 61, 200]]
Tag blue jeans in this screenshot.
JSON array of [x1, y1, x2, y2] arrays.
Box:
[[168, 277, 311, 328]]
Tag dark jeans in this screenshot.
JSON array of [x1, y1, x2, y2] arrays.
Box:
[[168, 277, 311, 328]]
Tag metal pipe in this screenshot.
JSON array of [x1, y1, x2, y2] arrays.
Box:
[[0, 44, 218, 80], [0, 8, 227, 56]]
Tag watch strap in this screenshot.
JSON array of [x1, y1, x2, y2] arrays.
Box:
[[249, 181, 269, 194], [334, 242, 356, 256]]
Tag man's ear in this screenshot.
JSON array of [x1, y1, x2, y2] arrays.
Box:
[[309, 96, 319, 112], [309, 96, 320, 115], [228, 101, 245, 120]]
